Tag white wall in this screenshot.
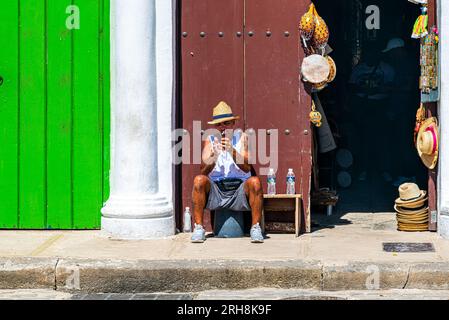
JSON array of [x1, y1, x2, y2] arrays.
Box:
[[438, 0, 449, 239]]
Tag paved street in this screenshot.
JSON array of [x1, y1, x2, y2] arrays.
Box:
[[0, 289, 449, 300]]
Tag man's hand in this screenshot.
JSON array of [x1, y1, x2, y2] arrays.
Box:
[[203, 137, 219, 169], [221, 137, 232, 152]]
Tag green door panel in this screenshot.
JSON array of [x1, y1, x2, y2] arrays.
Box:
[[0, 0, 110, 229]]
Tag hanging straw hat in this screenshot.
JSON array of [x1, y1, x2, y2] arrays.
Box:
[[417, 117, 439, 170], [395, 183, 427, 205], [208, 101, 240, 125], [301, 54, 330, 84], [312, 55, 337, 91], [326, 56, 337, 82]]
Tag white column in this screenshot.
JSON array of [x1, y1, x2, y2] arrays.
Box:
[[101, 0, 175, 239], [438, 0, 449, 239]]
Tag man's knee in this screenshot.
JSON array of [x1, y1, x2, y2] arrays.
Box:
[[193, 175, 210, 192], [246, 176, 263, 195]]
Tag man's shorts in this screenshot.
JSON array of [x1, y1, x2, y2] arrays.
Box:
[[206, 180, 251, 212]]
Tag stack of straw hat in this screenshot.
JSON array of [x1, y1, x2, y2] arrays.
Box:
[[394, 183, 429, 232]]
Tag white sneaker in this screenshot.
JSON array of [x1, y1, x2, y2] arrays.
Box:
[[191, 224, 206, 243], [250, 223, 264, 243]]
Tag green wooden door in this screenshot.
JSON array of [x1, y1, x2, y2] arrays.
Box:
[[0, 0, 110, 229]]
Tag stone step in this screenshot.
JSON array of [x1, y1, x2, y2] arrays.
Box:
[[2, 257, 449, 293]]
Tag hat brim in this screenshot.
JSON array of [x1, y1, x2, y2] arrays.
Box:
[[398, 224, 429, 232], [208, 116, 240, 125], [399, 200, 428, 209], [417, 118, 439, 170], [395, 191, 427, 205], [395, 204, 429, 215]]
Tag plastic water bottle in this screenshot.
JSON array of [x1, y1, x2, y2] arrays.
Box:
[[267, 168, 276, 195], [286, 168, 296, 195], [183, 207, 192, 233]]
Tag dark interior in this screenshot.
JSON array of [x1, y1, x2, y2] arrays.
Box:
[[313, 0, 428, 213]]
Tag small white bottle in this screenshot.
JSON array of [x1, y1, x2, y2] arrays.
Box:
[[267, 168, 276, 195], [286, 168, 296, 195], [183, 207, 192, 233]]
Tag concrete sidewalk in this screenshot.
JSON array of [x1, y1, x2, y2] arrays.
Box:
[[1, 212, 449, 293]]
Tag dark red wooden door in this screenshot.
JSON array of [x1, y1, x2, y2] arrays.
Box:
[[180, 0, 312, 232], [181, 0, 245, 230], [245, 0, 312, 232]]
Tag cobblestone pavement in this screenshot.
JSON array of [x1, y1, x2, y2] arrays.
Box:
[[1, 289, 449, 300]]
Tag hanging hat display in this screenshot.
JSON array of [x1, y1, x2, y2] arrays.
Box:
[[299, 2, 335, 92], [311, 56, 337, 92], [299, 3, 316, 45], [301, 54, 330, 84], [416, 117, 439, 170], [312, 6, 330, 52], [420, 27, 439, 102], [412, 5, 429, 39], [414, 103, 427, 144], [325, 56, 337, 83], [309, 100, 322, 128]]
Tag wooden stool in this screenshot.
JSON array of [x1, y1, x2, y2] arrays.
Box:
[[262, 194, 304, 237]]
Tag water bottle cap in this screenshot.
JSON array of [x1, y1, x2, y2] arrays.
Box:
[[269, 168, 275, 174], [185, 207, 190, 211], [288, 168, 293, 172]]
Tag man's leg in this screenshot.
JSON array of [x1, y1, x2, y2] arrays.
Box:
[[244, 177, 263, 226], [192, 175, 211, 226]]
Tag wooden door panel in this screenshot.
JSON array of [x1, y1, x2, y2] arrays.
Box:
[[0, 0, 109, 229], [245, 0, 312, 232], [181, 0, 245, 230]]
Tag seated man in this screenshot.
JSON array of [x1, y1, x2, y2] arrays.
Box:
[[191, 101, 264, 244]]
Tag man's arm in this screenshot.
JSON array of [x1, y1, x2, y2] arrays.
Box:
[[231, 133, 252, 173], [200, 138, 218, 176]]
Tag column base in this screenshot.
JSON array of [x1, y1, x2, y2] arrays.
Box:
[[439, 215, 449, 240], [101, 216, 175, 240], [101, 194, 175, 239]]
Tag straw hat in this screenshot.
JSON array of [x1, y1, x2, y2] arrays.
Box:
[[394, 183, 429, 232], [312, 55, 337, 91], [301, 54, 330, 84], [395, 183, 427, 205], [394, 205, 429, 216], [326, 56, 337, 82], [396, 211, 429, 222], [397, 197, 428, 209], [208, 101, 240, 125], [397, 223, 429, 232], [417, 117, 439, 170], [397, 217, 428, 225]]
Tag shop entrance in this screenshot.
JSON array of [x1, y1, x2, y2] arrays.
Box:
[[313, 0, 428, 213]]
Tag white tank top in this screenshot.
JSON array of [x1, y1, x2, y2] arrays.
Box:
[[208, 131, 252, 182]]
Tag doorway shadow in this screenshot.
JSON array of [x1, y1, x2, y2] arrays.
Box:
[[310, 209, 353, 232]]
